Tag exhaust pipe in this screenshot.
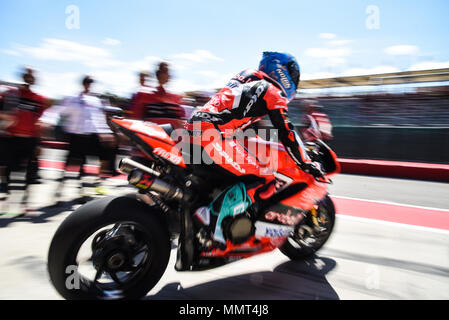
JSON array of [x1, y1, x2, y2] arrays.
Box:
[[119, 158, 184, 201], [119, 158, 161, 177]]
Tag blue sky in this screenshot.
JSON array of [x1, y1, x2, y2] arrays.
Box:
[[1, 0, 449, 98]]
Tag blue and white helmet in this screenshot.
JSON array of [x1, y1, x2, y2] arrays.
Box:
[[258, 51, 300, 101]]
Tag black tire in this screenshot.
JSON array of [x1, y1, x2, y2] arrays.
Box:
[[47, 196, 171, 300], [279, 195, 336, 260]]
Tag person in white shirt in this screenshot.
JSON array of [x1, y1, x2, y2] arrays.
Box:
[[39, 76, 114, 200]]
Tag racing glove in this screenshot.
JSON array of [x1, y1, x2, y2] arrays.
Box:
[[301, 161, 325, 178], [268, 108, 309, 163]]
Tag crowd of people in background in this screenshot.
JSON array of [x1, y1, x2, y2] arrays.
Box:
[[0, 62, 331, 211], [0, 61, 190, 207]]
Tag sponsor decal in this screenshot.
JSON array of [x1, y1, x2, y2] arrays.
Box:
[[234, 73, 247, 83], [273, 172, 293, 192], [194, 206, 211, 226], [212, 142, 246, 174], [208, 94, 221, 108], [226, 80, 240, 89], [191, 111, 221, 122], [244, 84, 266, 116], [229, 141, 259, 168], [135, 175, 154, 190], [153, 147, 183, 165], [18, 103, 39, 112], [255, 221, 293, 238], [264, 210, 302, 226], [276, 66, 291, 89]]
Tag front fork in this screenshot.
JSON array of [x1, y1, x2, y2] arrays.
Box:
[[308, 198, 329, 231], [311, 207, 320, 227]]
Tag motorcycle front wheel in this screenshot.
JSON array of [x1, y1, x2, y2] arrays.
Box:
[[279, 195, 336, 260], [47, 196, 171, 300]]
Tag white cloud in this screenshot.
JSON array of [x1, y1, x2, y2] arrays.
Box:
[[169, 71, 234, 93], [301, 72, 338, 80], [10, 38, 163, 97], [38, 69, 140, 99], [171, 50, 223, 63], [305, 47, 351, 66], [319, 33, 337, 40], [102, 38, 121, 46], [1, 49, 21, 56], [197, 70, 220, 78], [209, 72, 235, 89], [1, 39, 241, 98], [384, 45, 419, 55], [408, 61, 449, 71], [329, 39, 354, 46], [37, 71, 81, 98], [326, 57, 346, 66], [89, 69, 137, 96], [306, 47, 351, 58], [340, 66, 401, 77], [168, 50, 225, 79], [126, 55, 161, 72], [12, 38, 135, 69], [17, 38, 114, 66]]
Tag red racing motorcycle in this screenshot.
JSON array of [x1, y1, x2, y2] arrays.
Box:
[[47, 118, 340, 300]]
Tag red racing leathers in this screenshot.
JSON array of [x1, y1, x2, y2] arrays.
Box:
[[2, 86, 48, 137], [0, 86, 48, 185], [185, 69, 312, 203], [130, 85, 185, 128]]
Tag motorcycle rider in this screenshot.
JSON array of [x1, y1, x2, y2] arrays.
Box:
[[185, 52, 324, 251]]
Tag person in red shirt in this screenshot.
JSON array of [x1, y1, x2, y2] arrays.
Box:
[[129, 62, 185, 128], [0, 67, 49, 198]]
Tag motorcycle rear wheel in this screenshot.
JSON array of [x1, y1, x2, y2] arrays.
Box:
[[47, 196, 171, 300], [279, 195, 335, 260]]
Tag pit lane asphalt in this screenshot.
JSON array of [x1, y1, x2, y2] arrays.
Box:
[[0, 150, 448, 300]]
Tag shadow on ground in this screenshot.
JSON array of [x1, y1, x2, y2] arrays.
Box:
[[147, 256, 339, 300], [0, 197, 89, 228]]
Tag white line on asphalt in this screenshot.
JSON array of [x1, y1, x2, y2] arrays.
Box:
[[336, 214, 449, 235], [331, 195, 449, 213]]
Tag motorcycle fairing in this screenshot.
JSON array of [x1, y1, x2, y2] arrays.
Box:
[[245, 136, 339, 211], [113, 118, 336, 259], [260, 202, 305, 226], [200, 234, 289, 259], [112, 118, 187, 168]]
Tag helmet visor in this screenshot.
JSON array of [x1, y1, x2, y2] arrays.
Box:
[[287, 60, 300, 89]]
